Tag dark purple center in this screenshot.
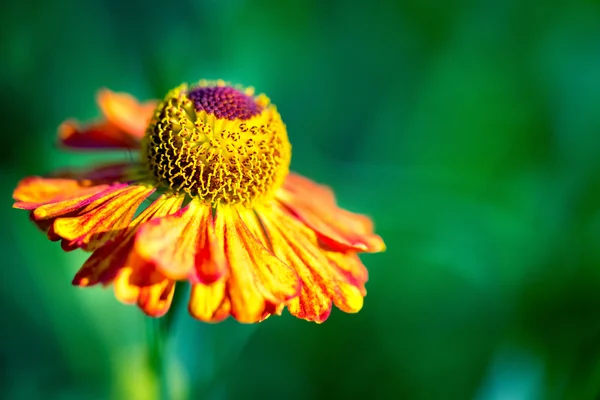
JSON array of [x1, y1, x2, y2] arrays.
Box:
[[187, 86, 262, 120]]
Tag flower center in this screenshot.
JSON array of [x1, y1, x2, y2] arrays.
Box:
[[187, 86, 262, 120], [142, 81, 291, 206]]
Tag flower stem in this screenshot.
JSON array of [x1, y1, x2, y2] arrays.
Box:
[[147, 316, 168, 399], [146, 282, 188, 400]]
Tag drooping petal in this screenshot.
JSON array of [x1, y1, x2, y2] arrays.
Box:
[[324, 250, 369, 295], [73, 195, 184, 287], [137, 278, 176, 318], [97, 89, 157, 139], [14, 180, 109, 210], [276, 174, 385, 253], [133, 199, 227, 284], [220, 207, 300, 323], [74, 194, 184, 318], [113, 266, 141, 304], [259, 206, 367, 322], [54, 185, 154, 250], [16, 182, 129, 245], [21, 181, 152, 251], [59, 89, 156, 149], [13, 162, 135, 207], [188, 281, 231, 323]]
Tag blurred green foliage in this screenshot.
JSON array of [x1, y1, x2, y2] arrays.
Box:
[[2, 0, 600, 399]]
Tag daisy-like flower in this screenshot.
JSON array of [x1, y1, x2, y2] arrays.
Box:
[[13, 80, 385, 323]]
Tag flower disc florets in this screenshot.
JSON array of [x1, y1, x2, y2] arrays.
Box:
[[143, 80, 291, 206]]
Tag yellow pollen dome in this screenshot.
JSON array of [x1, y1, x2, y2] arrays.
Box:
[[142, 80, 291, 206]]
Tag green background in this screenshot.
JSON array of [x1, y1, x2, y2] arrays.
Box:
[[3, 0, 600, 399]]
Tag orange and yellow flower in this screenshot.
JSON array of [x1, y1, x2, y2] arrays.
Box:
[[13, 80, 385, 323]]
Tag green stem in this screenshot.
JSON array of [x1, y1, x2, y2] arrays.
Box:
[[146, 282, 189, 400]]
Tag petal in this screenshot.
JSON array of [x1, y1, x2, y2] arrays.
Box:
[[14, 180, 109, 210], [52, 184, 154, 251], [13, 163, 135, 206], [97, 89, 157, 139], [75, 194, 184, 317], [113, 266, 141, 304], [134, 199, 227, 284], [59, 89, 157, 150], [19, 183, 128, 244], [59, 120, 139, 149], [31, 184, 127, 220], [282, 172, 336, 204], [73, 195, 184, 287], [276, 174, 385, 253], [324, 251, 368, 295], [260, 207, 367, 322], [137, 278, 175, 318], [53, 162, 141, 182], [220, 207, 300, 323], [188, 281, 231, 323], [260, 303, 285, 322]]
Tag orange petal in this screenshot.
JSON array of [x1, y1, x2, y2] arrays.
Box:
[[260, 207, 366, 322], [276, 174, 385, 253], [14, 180, 109, 210], [18, 183, 124, 244], [188, 281, 231, 322], [220, 207, 300, 323], [137, 278, 176, 317], [73, 195, 184, 287], [324, 251, 368, 294], [52, 184, 154, 251], [134, 200, 227, 283], [97, 89, 157, 139], [113, 266, 141, 304], [13, 163, 134, 207], [31, 183, 125, 220], [282, 173, 336, 204], [260, 210, 331, 322]]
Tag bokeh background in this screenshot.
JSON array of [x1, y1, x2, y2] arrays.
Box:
[[3, 0, 600, 399]]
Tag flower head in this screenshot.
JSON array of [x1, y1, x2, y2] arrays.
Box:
[[13, 80, 385, 323]]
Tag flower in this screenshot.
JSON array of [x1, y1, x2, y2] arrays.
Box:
[[13, 80, 385, 323]]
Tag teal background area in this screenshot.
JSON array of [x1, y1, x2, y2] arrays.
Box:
[[3, 0, 600, 399]]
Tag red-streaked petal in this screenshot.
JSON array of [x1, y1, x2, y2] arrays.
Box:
[[324, 251, 368, 295], [22, 182, 153, 251], [188, 281, 231, 323], [220, 207, 300, 323], [260, 303, 285, 322], [134, 200, 227, 284], [97, 89, 157, 139], [31, 184, 127, 220], [13, 163, 135, 207], [276, 174, 385, 253], [260, 207, 366, 322], [14, 181, 109, 210], [73, 195, 184, 287], [53, 184, 154, 251], [59, 119, 139, 149], [259, 210, 331, 322]]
